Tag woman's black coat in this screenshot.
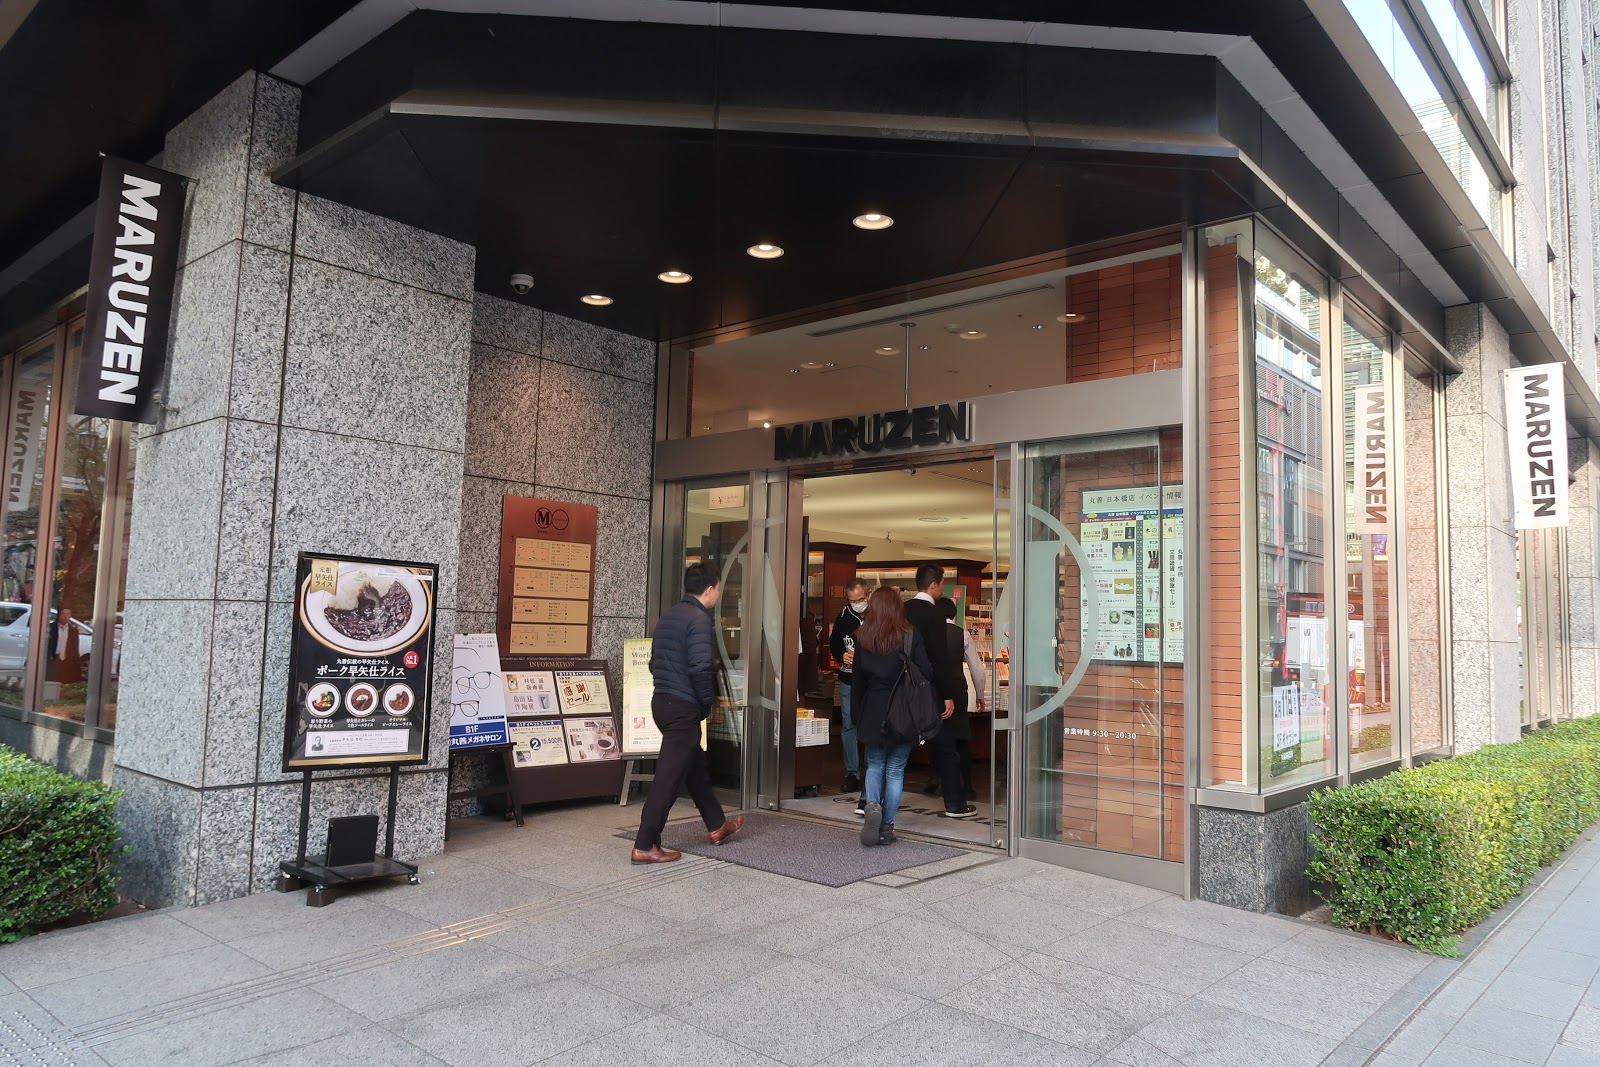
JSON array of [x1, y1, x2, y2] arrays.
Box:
[[850, 627, 935, 747]]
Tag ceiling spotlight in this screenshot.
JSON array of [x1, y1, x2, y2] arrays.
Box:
[[747, 243, 785, 259], [958, 329, 987, 341], [762, 420, 772, 428], [581, 293, 613, 306], [919, 344, 931, 351], [1031, 324, 1045, 330], [852, 212, 894, 230], [875, 346, 900, 356], [658, 270, 692, 284], [1057, 312, 1085, 323]]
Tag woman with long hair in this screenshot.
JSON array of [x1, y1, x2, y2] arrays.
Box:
[[850, 585, 936, 846]]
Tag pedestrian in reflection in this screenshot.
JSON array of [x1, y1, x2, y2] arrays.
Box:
[[830, 578, 868, 806], [630, 563, 744, 864], [852, 586, 935, 846]]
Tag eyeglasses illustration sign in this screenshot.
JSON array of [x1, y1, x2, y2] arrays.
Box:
[[282, 553, 437, 771], [449, 633, 510, 750]]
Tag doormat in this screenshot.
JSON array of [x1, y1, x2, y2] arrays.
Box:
[[628, 811, 967, 887]]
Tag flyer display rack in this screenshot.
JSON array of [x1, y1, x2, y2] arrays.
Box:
[[277, 766, 418, 907], [501, 655, 625, 806]]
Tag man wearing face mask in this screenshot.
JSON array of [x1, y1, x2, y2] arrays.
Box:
[[829, 578, 869, 806]]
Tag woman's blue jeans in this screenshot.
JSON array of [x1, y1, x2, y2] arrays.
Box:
[[863, 742, 914, 825]]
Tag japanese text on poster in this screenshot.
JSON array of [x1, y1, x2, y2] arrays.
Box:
[[449, 633, 509, 749], [1080, 486, 1184, 664]]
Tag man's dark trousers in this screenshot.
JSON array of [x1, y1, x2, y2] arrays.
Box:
[[633, 693, 726, 850]]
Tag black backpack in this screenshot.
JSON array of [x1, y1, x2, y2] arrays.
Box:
[[885, 631, 942, 744]]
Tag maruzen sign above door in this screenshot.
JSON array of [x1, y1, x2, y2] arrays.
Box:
[[74, 157, 187, 425], [1504, 366, 1569, 530]]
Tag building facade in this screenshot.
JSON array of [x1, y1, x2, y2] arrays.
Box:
[[1, 0, 1597, 912]]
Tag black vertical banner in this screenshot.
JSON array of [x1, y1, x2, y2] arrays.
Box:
[[75, 156, 187, 424]]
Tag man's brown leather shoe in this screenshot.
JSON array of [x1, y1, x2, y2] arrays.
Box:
[[707, 815, 744, 845], [630, 845, 681, 864]]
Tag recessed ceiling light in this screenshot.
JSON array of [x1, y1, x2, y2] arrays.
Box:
[[1031, 324, 1045, 330], [958, 329, 986, 341], [1057, 312, 1085, 323], [747, 243, 785, 259], [852, 212, 894, 230], [762, 420, 772, 428], [918, 516, 950, 523], [919, 344, 931, 351], [875, 346, 900, 356], [658, 270, 692, 284], [581, 293, 613, 306]]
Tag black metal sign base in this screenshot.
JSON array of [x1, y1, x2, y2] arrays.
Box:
[[276, 766, 418, 907]]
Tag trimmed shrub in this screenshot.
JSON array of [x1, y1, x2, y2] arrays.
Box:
[[1307, 717, 1600, 951], [0, 745, 125, 942]]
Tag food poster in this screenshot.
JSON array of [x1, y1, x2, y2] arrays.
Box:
[[564, 717, 621, 761], [555, 669, 611, 715], [506, 717, 567, 768], [283, 554, 437, 770], [1079, 486, 1184, 664]]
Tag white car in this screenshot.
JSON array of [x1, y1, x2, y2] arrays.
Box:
[[0, 602, 92, 672]]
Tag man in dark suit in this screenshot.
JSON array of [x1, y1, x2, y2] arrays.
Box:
[[631, 562, 745, 863], [902, 564, 977, 818]]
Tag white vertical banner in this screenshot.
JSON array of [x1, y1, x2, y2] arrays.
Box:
[[1503, 366, 1569, 529], [1351, 382, 1391, 533]]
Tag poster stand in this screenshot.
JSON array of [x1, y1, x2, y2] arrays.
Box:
[[618, 757, 656, 806], [501, 655, 626, 806], [444, 743, 526, 839], [276, 766, 418, 907]]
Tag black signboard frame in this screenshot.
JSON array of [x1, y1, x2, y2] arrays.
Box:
[[282, 552, 438, 772]]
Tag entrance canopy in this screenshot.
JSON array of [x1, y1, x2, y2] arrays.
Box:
[[274, 15, 1273, 341]]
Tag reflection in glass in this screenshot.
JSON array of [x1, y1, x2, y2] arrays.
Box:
[[0, 337, 55, 713], [1254, 252, 1336, 788], [1342, 308, 1398, 768], [1019, 433, 1183, 862], [682, 482, 750, 790], [1343, 0, 1502, 235]]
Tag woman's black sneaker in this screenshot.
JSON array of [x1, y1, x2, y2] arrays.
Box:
[[878, 826, 896, 846], [842, 773, 861, 792], [860, 802, 883, 846]]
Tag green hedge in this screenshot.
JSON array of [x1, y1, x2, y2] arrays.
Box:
[[0, 745, 124, 942], [1307, 716, 1600, 952]]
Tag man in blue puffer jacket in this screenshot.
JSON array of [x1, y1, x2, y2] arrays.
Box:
[[631, 562, 744, 863]]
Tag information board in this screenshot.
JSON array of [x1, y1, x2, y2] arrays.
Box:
[[282, 553, 437, 770], [497, 496, 599, 656], [620, 638, 662, 756], [1080, 486, 1184, 664]]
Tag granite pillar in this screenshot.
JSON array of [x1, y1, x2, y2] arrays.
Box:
[[449, 295, 655, 812], [1442, 305, 1522, 752], [1566, 439, 1599, 717], [1196, 805, 1315, 916], [113, 72, 472, 906]]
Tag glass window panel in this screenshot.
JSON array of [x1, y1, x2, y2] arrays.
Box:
[[100, 429, 135, 730], [1342, 309, 1399, 768], [0, 336, 56, 713], [1418, 0, 1500, 139], [1255, 250, 1337, 790], [1344, 0, 1503, 234], [683, 252, 1182, 437], [1403, 368, 1447, 752], [43, 323, 112, 726], [681, 481, 751, 791]]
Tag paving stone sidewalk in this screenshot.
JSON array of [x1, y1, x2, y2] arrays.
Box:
[[0, 799, 1532, 1067], [1356, 830, 1600, 1066]]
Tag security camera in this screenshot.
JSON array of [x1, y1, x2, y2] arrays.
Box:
[[509, 273, 534, 295]]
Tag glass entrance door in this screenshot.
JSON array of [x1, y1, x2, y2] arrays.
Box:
[[1014, 429, 1186, 887]]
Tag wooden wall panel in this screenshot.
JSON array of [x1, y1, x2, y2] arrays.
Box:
[[1204, 242, 1245, 787]]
